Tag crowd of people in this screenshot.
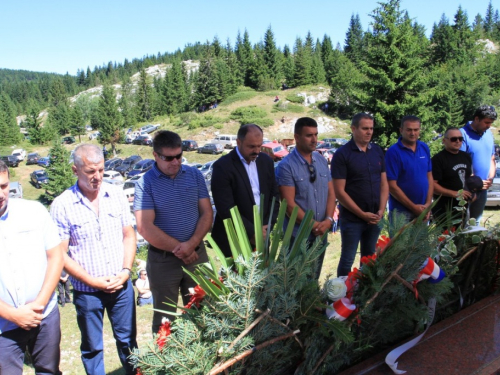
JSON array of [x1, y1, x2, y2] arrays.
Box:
[[0, 104, 496, 374]]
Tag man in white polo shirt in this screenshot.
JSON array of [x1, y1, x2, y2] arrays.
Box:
[[0, 160, 63, 374]]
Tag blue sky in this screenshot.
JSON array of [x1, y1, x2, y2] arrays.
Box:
[[0, 0, 494, 75]]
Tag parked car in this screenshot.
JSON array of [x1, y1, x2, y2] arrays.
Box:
[[182, 140, 199, 151], [1, 155, 19, 167], [104, 157, 123, 171], [127, 159, 154, 178], [9, 181, 22, 198], [260, 142, 289, 161], [200, 160, 216, 180], [186, 162, 203, 169], [212, 134, 237, 149], [37, 157, 51, 167], [198, 143, 224, 155], [139, 124, 160, 134], [103, 170, 124, 182], [115, 155, 142, 176], [132, 135, 153, 146], [11, 149, 26, 161], [62, 136, 76, 144], [486, 182, 500, 207], [89, 131, 100, 140], [26, 152, 41, 165], [30, 169, 49, 188]]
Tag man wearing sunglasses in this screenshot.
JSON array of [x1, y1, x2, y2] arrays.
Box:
[[276, 117, 336, 279], [431, 127, 472, 221], [134, 130, 212, 333], [460, 105, 498, 222]]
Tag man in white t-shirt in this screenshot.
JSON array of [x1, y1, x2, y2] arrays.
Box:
[[135, 270, 153, 306]]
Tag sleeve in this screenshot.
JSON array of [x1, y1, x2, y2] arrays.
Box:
[[40, 203, 61, 250], [49, 196, 71, 241], [331, 149, 347, 179], [275, 159, 294, 187], [133, 176, 155, 211], [385, 147, 399, 181], [459, 128, 467, 152], [432, 154, 443, 181], [378, 147, 386, 173], [195, 169, 210, 200], [426, 145, 432, 172]]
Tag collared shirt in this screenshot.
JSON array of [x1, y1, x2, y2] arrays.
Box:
[[0, 199, 61, 333], [235, 146, 261, 207], [332, 139, 386, 223], [133, 163, 209, 242], [276, 148, 331, 236], [50, 182, 133, 292], [386, 138, 432, 215], [460, 121, 495, 180]]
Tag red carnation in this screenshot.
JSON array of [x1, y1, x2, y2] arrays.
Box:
[[156, 319, 171, 350], [184, 285, 206, 309], [376, 235, 390, 253]]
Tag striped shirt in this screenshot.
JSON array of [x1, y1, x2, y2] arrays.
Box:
[[133, 163, 209, 242], [50, 182, 133, 292], [0, 199, 61, 333]]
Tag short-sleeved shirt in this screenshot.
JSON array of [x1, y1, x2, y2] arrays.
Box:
[[276, 148, 331, 236], [331, 140, 386, 223], [431, 149, 472, 218], [0, 199, 61, 333], [460, 121, 495, 180], [50, 182, 133, 292], [386, 139, 432, 215], [133, 163, 209, 243]]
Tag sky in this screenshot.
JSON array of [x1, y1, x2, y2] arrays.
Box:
[[0, 0, 495, 75]]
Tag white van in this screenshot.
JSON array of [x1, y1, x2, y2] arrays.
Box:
[[212, 134, 237, 149]]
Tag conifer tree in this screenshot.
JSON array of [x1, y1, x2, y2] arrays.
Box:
[[311, 39, 326, 84], [119, 77, 137, 129], [282, 45, 295, 87], [344, 14, 365, 64], [484, 1, 495, 36], [293, 37, 312, 86], [263, 26, 282, 89], [358, 0, 430, 145], [44, 141, 75, 202], [69, 105, 86, 142], [235, 30, 254, 87], [136, 68, 153, 121], [430, 15, 455, 65], [225, 39, 241, 93], [162, 60, 189, 115], [0, 93, 22, 145], [451, 6, 477, 64], [92, 85, 122, 156], [193, 46, 221, 108], [50, 101, 71, 135]]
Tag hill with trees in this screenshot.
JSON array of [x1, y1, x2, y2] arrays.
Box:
[[1, 0, 500, 148]]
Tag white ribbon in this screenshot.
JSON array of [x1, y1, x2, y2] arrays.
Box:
[[385, 298, 436, 374]]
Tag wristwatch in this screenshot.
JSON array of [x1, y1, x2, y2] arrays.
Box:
[[121, 268, 132, 278], [326, 216, 334, 223]]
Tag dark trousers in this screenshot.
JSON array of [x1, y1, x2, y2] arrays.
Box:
[[0, 306, 61, 374], [57, 280, 71, 304], [73, 280, 137, 375], [148, 243, 208, 333]]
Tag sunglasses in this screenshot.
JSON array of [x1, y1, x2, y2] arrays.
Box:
[[155, 151, 183, 162], [140, 273, 147, 276], [308, 164, 316, 183], [445, 137, 464, 142]]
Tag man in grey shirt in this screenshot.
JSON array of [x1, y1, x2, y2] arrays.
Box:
[[276, 117, 336, 278]]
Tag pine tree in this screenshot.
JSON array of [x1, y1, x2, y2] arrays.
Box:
[[193, 46, 221, 108], [344, 14, 364, 64], [311, 39, 326, 84], [293, 37, 312, 86], [69, 105, 86, 143], [119, 77, 137, 129], [451, 6, 477, 64], [430, 14, 455, 65], [162, 59, 189, 115], [50, 101, 71, 135], [282, 45, 295, 87], [358, 0, 430, 145], [263, 26, 282, 89], [92, 85, 123, 155], [484, 1, 495, 36], [235, 30, 254, 87], [0, 93, 22, 145], [44, 142, 75, 202], [136, 68, 153, 121]]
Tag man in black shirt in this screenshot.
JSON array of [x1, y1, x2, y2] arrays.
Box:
[[432, 127, 473, 221]]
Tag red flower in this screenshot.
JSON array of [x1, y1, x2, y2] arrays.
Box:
[[156, 319, 171, 350], [376, 235, 390, 253], [136, 369, 143, 375], [345, 268, 361, 300], [184, 285, 206, 309], [360, 253, 377, 266]]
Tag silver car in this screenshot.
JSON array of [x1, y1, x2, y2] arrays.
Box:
[[9, 182, 23, 199]]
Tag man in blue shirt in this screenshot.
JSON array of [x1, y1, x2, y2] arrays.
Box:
[[386, 116, 433, 222], [276, 117, 336, 278], [134, 131, 213, 332], [332, 113, 388, 276], [460, 105, 498, 222]]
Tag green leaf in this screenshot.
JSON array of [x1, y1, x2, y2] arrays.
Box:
[[472, 235, 481, 244]]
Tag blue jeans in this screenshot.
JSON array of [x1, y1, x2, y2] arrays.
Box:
[[0, 306, 61, 374], [73, 280, 137, 375], [337, 219, 381, 277], [138, 296, 153, 306], [469, 189, 487, 223]]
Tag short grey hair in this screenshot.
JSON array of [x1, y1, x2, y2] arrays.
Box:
[[73, 144, 104, 167]]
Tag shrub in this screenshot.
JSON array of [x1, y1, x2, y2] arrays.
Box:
[[250, 117, 274, 128], [220, 90, 258, 106], [272, 102, 305, 114], [230, 106, 267, 121], [285, 95, 305, 104]]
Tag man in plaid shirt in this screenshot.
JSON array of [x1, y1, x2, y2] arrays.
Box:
[[51, 144, 137, 375]]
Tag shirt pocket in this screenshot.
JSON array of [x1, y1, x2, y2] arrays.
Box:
[[106, 210, 123, 235], [292, 174, 309, 198], [70, 221, 92, 243]]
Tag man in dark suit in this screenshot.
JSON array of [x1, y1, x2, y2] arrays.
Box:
[[212, 124, 279, 257]]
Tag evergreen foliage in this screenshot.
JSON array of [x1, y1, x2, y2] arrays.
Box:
[[91, 85, 123, 155], [43, 142, 76, 202]]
